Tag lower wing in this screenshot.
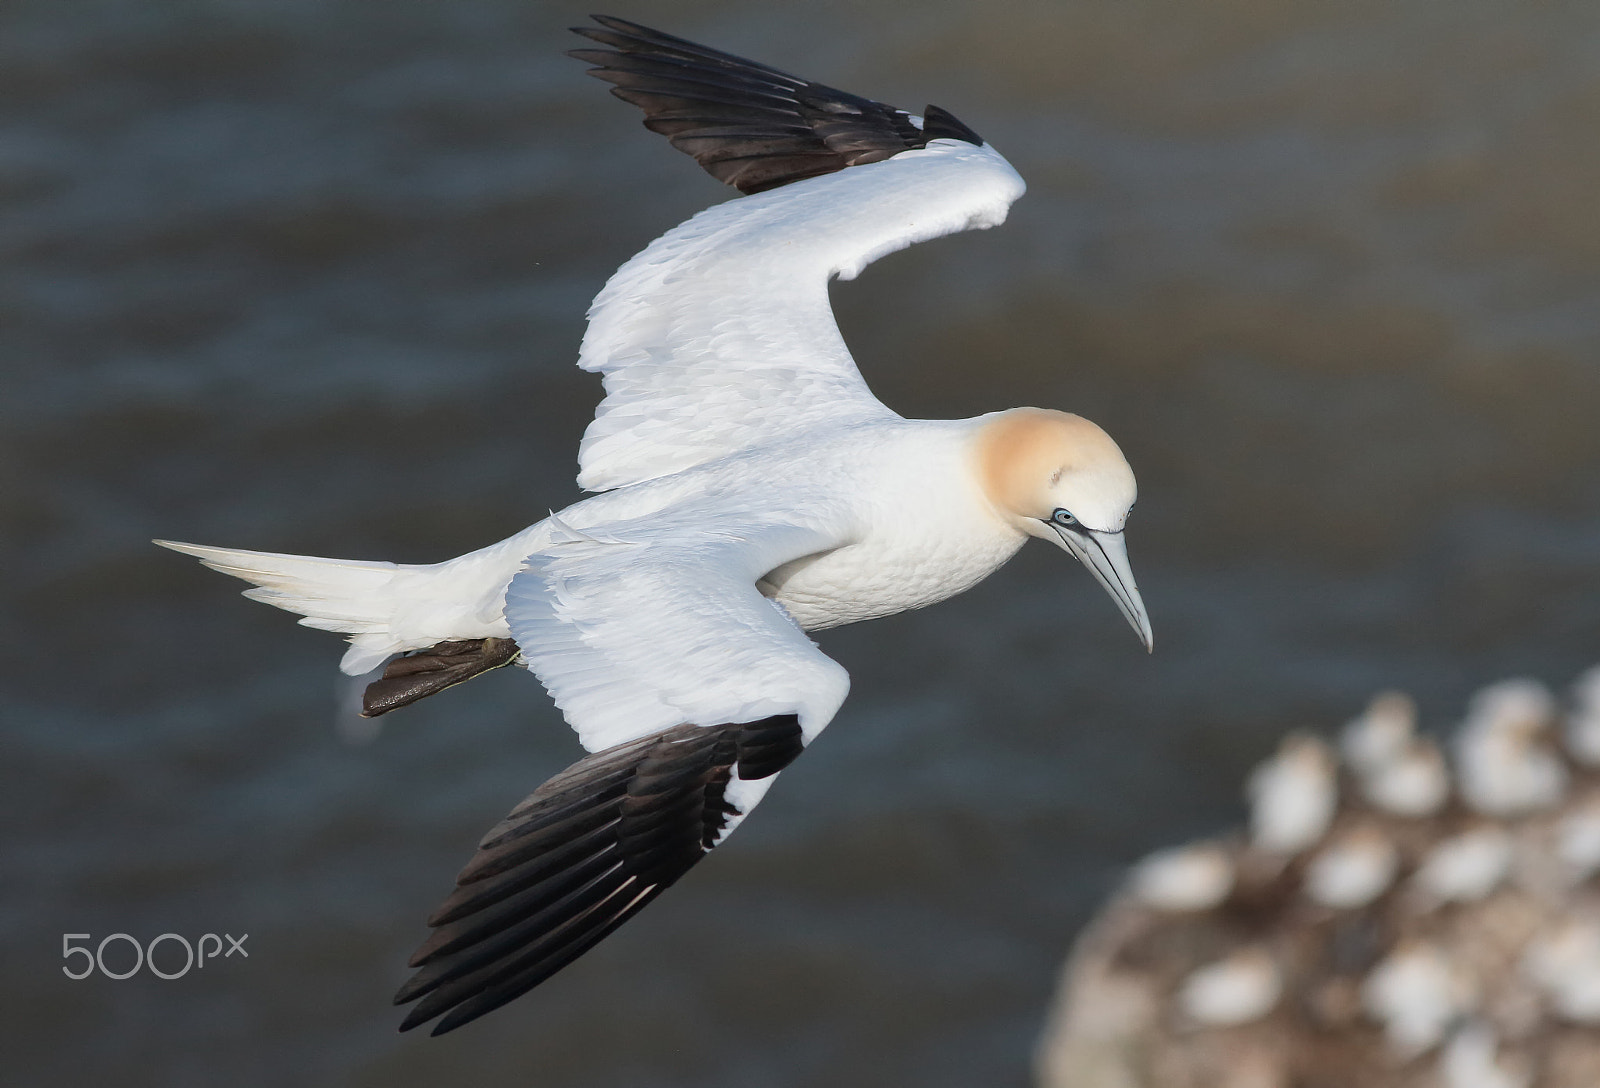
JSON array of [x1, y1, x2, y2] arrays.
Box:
[[395, 503, 854, 1032], [395, 714, 801, 1035]]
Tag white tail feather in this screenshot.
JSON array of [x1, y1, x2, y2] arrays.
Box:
[[157, 523, 545, 675], [156, 540, 398, 629], [156, 540, 407, 673]]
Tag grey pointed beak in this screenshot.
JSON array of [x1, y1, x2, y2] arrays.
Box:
[[1049, 525, 1154, 652]]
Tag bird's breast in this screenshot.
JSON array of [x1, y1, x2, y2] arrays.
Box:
[[762, 472, 1025, 631]]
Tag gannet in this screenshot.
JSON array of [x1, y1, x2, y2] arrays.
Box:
[[1523, 917, 1600, 1024], [155, 16, 1152, 1035], [1128, 842, 1234, 912], [1305, 824, 1400, 909], [1413, 826, 1514, 905], [1563, 665, 1600, 765], [1556, 799, 1600, 884], [1246, 732, 1338, 855], [1339, 690, 1418, 775], [1361, 734, 1451, 817], [1441, 1023, 1533, 1088], [1176, 947, 1283, 1027], [1363, 943, 1468, 1056], [1340, 691, 1452, 816], [1454, 678, 1567, 816]]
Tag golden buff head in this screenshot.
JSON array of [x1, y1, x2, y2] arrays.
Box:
[[975, 408, 1137, 535]]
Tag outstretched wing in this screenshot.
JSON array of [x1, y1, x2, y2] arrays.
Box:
[[503, 503, 853, 753], [396, 714, 802, 1035], [569, 18, 1027, 492], [396, 503, 853, 1033]]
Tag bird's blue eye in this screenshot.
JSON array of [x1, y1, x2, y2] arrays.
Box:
[[1052, 509, 1078, 527]]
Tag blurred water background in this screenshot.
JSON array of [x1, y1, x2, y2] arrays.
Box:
[[2, 1, 1598, 1085]]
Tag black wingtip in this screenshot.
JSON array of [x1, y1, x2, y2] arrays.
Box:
[[393, 717, 809, 1035], [921, 103, 984, 147], [396, 1004, 427, 1031], [565, 16, 984, 193]]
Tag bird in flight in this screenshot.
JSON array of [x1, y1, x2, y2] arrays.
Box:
[[157, 15, 1153, 1035]]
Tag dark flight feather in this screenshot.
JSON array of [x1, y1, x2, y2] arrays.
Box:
[[571, 15, 983, 194], [396, 715, 804, 1034]]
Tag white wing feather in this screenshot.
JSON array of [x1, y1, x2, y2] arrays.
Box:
[[504, 503, 854, 752], [575, 139, 1025, 492]]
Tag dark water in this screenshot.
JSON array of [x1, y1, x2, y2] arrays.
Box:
[[3, 1, 1598, 1085]]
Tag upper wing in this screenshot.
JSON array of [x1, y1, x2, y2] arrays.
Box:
[[570, 15, 986, 194], [568, 19, 1027, 492], [503, 504, 853, 753]]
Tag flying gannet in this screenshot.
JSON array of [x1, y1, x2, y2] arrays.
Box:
[[156, 15, 1152, 1035]]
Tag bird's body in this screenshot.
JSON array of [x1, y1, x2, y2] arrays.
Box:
[[753, 420, 1031, 630], [321, 416, 1028, 655], [158, 16, 1152, 1035]]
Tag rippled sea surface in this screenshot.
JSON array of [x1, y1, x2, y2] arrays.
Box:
[[4, 2, 1598, 1085]]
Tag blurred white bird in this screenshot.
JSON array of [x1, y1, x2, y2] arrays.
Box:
[[1129, 842, 1234, 912], [155, 17, 1154, 1036], [1247, 732, 1338, 854], [1340, 690, 1417, 775], [1177, 948, 1283, 1026], [1363, 735, 1452, 817], [1340, 690, 1452, 817], [1363, 942, 1468, 1056], [1440, 1023, 1531, 1088], [1305, 824, 1399, 909], [1455, 678, 1567, 815], [1564, 665, 1600, 766], [1522, 917, 1600, 1024], [1556, 799, 1600, 884], [1414, 826, 1514, 905]]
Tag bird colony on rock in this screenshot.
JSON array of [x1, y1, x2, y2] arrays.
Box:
[[1036, 667, 1600, 1088]]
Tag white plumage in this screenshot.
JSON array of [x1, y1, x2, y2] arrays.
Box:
[[1177, 948, 1282, 1026], [1363, 943, 1468, 1056], [1340, 690, 1417, 775], [1565, 665, 1600, 766], [156, 139, 1134, 755], [1557, 799, 1600, 884], [505, 502, 853, 751], [156, 16, 1154, 1036], [1455, 677, 1567, 816], [1362, 735, 1451, 817], [1413, 826, 1514, 905], [574, 141, 1020, 492], [1522, 917, 1600, 1024], [160, 138, 1033, 717], [1246, 732, 1338, 855], [1441, 1024, 1532, 1088], [1305, 825, 1399, 909], [1129, 843, 1235, 912]]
